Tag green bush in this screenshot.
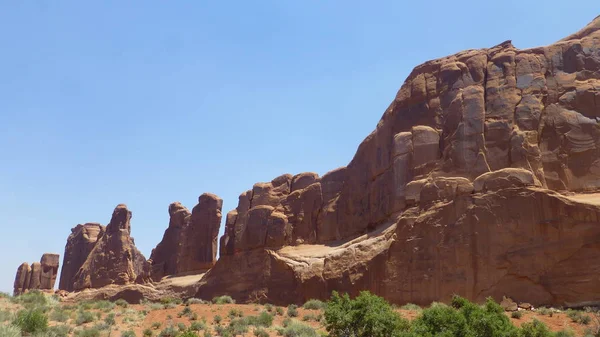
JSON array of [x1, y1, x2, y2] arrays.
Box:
[[212, 296, 235, 305], [93, 322, 111, 331], [143, 328, 153, 337], [159, 325, 178, 337], [276, 307, 284, 316], [177, 323, 187, 331], [518, 319, 553, 337], [287, 305, 299, 318], [13, 308, 49, 334], [536, 307, 553, 316], [75, 310, 96, 325], [186, 298, 209, 305], [160, 297, 183, 305], [0, 325, 22, 337], [152, 322, 162, 330], [255, 312, 274, 327], [213, 315, 222, 324], [203, 329, 212, 337], [566, 309, 592, 325], [325, 291, 410, 337], [190, 321, 207, 331], [121, 330, 137, 337], [115, 299, 129, 308], [228, 308, 243, 319], [282, 321, 317, 337], [179, 331, 199, 337], [264, 304, 274, 312], [303, 300, 325, 310], [302, 314, 319, 322], [254, 327, 270, 337], [74, 327, 100, 337], [229, 318, 249, 335], [512, 311, 523, 319]]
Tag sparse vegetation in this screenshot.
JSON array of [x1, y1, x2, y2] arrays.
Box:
[[187, 298, 209, 305], [567, 309, 592, 325], [48, 324, 73, 337], [104, 313, 116, 326], [122, 330, 137, 337], [144, 328, 154, 337], [190, 321, 207, 331], [152, 322, 162, 330], [159, 325, 179, 337], [254, 327, 270, 337], [264, 304, 274, 312], [74, 326, 101, 337], [302, 300, 325, 310], [519, 318, 553, 337], [50, 307, 70, 322], [212, 296, 235, 305], [177, 322, 187, 331], [512, 310, 524, 319], [228, 308, 244, 319], [213, 314, 222, 324], [275, 307, 284, 316], [281, 321, 317, 337]]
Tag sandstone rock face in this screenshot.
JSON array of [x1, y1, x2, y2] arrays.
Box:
[[150, 193, 223, 281], [197, 18, 600, 307], [59, 223, 104, 291], [71, 204, 149, 291], [13, 253, 60, 296]]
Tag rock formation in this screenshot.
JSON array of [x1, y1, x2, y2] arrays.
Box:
[[59, 223, 104, 291], [150, 193, 223, 281], [13, 253, 60, 296], [197, 17, 600, 307], [68, 204, 149, 291]]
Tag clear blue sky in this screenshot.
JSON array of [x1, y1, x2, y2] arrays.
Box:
[[0, 1, 597, 293]]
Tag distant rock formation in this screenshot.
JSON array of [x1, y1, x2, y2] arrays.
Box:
[[59, 223, 104, 291], [58, 204, 149, 291], [13, 253, 59, 296], [196, 17, 600, 307], [150, 193, 223, 281]]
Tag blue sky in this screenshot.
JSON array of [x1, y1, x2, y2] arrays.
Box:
[[0, 1, 597, 293]]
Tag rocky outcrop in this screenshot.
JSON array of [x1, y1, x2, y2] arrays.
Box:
[[197, 17, 600, 307], [150, 193, 223, 281], [13, 253, 60, 296], [71, 204, 149, 290], [59, 223, 104, 291]]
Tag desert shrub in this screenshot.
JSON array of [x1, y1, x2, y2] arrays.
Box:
[[104, 313, 116, 326], [400, 303, 421, 311], [186, 298, 208, 305], [94, 300, 115, 312], [303, 300, 325, 310], [190, 321, 207, 331], [254, 327, 270, 337], [287, 305, 298, 318], [276, 307, 284, 316], [93, 322, 111, 331], [190, 312, 199, 321], [518, 319, 553, 337], [536, 307, 553, 316], [203, 329, 212, 337], [78, 301, 94, 311], [74, 327, 101, 337], [159, 325, 178, 337], [512, 311, 523, 319], [302, 314, 319, 322], [0, 292, 11, 298], [213, 315, 222, 324], [178, 323, 187, 331], [75, 310, 96, 325], [212, 296, 234, 305], [13, 308, 49, 334], [121, 330, 137, 337], [229, 318, 249, 335], [160, 297, 183, 305], [554, 329, 576, 337], [214, 325, 232, 337], [148, 302, 165, 311], [115, 299, 129, 308], [228, 309, 243, 319], [256, 312, 274, 327], [179, 306, 193, 318], [179, 331, 198, 337], [49, 308, 70, 322], [566, 309, 592, 324], [264, 304, 274, 312], [48, 324, 72, 337], [143, 329, 153, 337], [0, 325, 22, 337], [282, 321, 317, 337], [325, 291, 410, 337], [455, 296, 517, 337], [151, 322, 162, 330], [282, 318, 292, 328]]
